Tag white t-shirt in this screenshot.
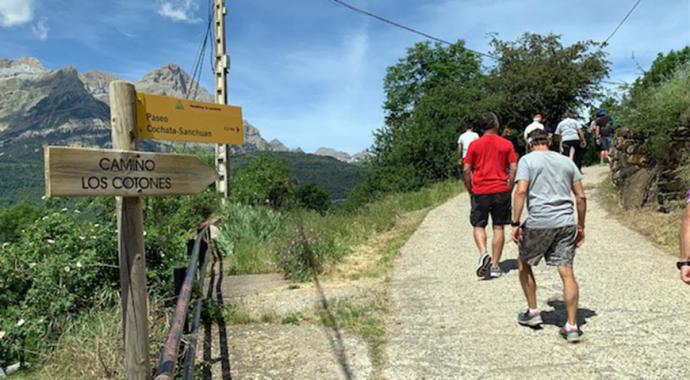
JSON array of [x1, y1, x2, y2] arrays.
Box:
[[524, 121, 545, 141], [457, 130, 479, 158], [555, 118, 582, 142]]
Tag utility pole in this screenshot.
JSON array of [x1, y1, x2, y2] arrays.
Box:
[[214, 0, 230, 200]]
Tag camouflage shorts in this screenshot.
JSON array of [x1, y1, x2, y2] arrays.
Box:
[[519, 225, 577, 267]]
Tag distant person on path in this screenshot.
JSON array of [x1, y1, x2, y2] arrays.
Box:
[[678, 190, 690, 284], [555, 113, 587, 171], [457, 123, 479, 165], [511, 129, 587, 342], [463, 112, 518, 278], [523, 114, 545, 142], [502, 126, 522, 156], [595, 109, 613, 165]]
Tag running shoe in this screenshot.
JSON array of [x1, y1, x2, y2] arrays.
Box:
[[489, 266, 503, 278], [476, 252, 491, 277], [517, 309, 543, 327], [559, 326, 582, 343]]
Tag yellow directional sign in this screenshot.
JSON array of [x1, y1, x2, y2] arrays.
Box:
[[44, 146, 217, 197], [135, 92, 243, 145]]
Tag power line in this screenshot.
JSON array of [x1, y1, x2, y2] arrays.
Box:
[[602, 0, 642, 46], [187, 0, 214, 100], [329, 0, 496, 59]]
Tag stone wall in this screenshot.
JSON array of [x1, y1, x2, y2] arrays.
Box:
[[610, 127, 690, 211]]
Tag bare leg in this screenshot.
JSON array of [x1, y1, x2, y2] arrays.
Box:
[[558, 266, 580, 325], [491, 225, 504, 267], [518, 259, 538, 309], [473, 227, 487, 255]]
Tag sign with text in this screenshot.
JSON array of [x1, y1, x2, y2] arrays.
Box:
[[135, 92, 243, 145], [44, 146, 217, 197]]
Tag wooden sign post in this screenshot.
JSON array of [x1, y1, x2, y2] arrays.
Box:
[[111, 81, 151, 380], [44, 80, 240, 380]]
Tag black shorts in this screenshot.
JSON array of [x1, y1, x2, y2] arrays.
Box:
[[470, 192, 511, 227]]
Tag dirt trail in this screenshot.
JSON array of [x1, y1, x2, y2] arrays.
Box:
[[383, 166, 690, 379]]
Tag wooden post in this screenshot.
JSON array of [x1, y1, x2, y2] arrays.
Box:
[[214, 0, 230, 201], [109, 81, 150, 379]]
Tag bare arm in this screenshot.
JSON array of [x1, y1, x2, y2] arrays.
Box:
[[572, 180, 587, 247], [512, 180, 528, 223], [463, 163, 473, 194], [680, 204, 690, 261], [680, 204, 690, 283], [457, 143, 464, 165], [507, 162, 517, 190]]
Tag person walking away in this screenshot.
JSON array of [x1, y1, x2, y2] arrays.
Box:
[[502, 126, 522, 156], [457, 123, 479, 165], [463, 112, 518, 278], [524, 114, 545, 141], [595, 109, 613, 165], [678, 189, 690, 284], [511, 129, 587, 342], [555, 113, 587, 171]]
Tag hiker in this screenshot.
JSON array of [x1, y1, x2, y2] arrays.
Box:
[[511, 129, 587, 342], [555, 112, 587, 171], [678, 190, 690, 284], [502, 126, 522, 156], [463, 112, 518, 278], [595, 109, 613, 165], [523, 114, 545, 141], [457, 123, 479, 165]]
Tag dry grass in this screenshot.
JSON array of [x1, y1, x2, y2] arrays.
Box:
[[598, 177, 682, 255]]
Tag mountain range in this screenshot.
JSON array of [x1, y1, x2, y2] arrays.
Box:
[[0, 56, 369, 204]]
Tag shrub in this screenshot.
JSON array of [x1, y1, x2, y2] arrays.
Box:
[[231, 156, 296, 209], [296, 183, 331, 213]]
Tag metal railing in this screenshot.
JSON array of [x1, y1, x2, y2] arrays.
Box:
[[154, 224, 213, 380]]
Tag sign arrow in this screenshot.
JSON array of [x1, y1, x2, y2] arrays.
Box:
[[44, 146, 217, 197]]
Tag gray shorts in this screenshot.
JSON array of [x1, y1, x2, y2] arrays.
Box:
[[519, 225, 577, 267]]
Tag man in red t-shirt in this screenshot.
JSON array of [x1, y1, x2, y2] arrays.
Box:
[[463, 112, 518, 278]]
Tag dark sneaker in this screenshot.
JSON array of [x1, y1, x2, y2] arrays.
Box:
[[476, 252, 491, 277], [559, 326, 582, 343], [489, 266, 503, 278], [517, 309, 543, 327]]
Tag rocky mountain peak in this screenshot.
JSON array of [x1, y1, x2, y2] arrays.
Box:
[[0, 56, 46, 79], [136, 63, 213, 102], [78, 71, 119, 104]]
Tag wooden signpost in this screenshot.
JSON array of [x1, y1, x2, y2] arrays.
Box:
[[43, 80, 243, 380], [44, 146, 216, 197]]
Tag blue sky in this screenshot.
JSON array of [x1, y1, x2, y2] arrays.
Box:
[[1, 0, 689, 154]]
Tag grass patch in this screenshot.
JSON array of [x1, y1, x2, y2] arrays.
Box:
[[598, 177, 682, 254], [219, 180, 462, 280], [318, 296, 388, 372]]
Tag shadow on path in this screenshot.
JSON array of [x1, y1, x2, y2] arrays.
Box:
[[542, 300, 597, 327], [292, 210, 354, 380], [202, 253, 232, 380]]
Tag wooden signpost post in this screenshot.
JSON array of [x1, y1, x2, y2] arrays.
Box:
[[43, 80, 243, 379]]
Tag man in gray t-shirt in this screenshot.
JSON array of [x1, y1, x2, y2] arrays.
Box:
[[510, 129, 588, 343]]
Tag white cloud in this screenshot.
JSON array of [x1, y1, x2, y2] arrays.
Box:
[[0, 0, 36, 27], [157, 0, 201, 23], [32, 17, 48, 40]]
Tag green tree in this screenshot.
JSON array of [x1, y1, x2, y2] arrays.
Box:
[[488, 33, 609, 135], [296, 183, 331, 213], [371, 40, 485, 189], [232, 156, 296, 209]]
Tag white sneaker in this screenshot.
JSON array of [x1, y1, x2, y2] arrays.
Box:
[[476, 252, 491, 277]]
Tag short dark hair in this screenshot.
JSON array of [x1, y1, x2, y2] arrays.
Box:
[[478, 112, 499, 131], [526, 129, 549, 147]]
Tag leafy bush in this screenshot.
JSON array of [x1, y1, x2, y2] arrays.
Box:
[[231, 156, 296, 209], [296, 183, 331, 213], [620, 65, 690, 161], [277, 224, 346, 282], [0, 200, 45, 243]]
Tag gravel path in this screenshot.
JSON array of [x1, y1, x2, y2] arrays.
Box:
[[383, 166, 690, 379]]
